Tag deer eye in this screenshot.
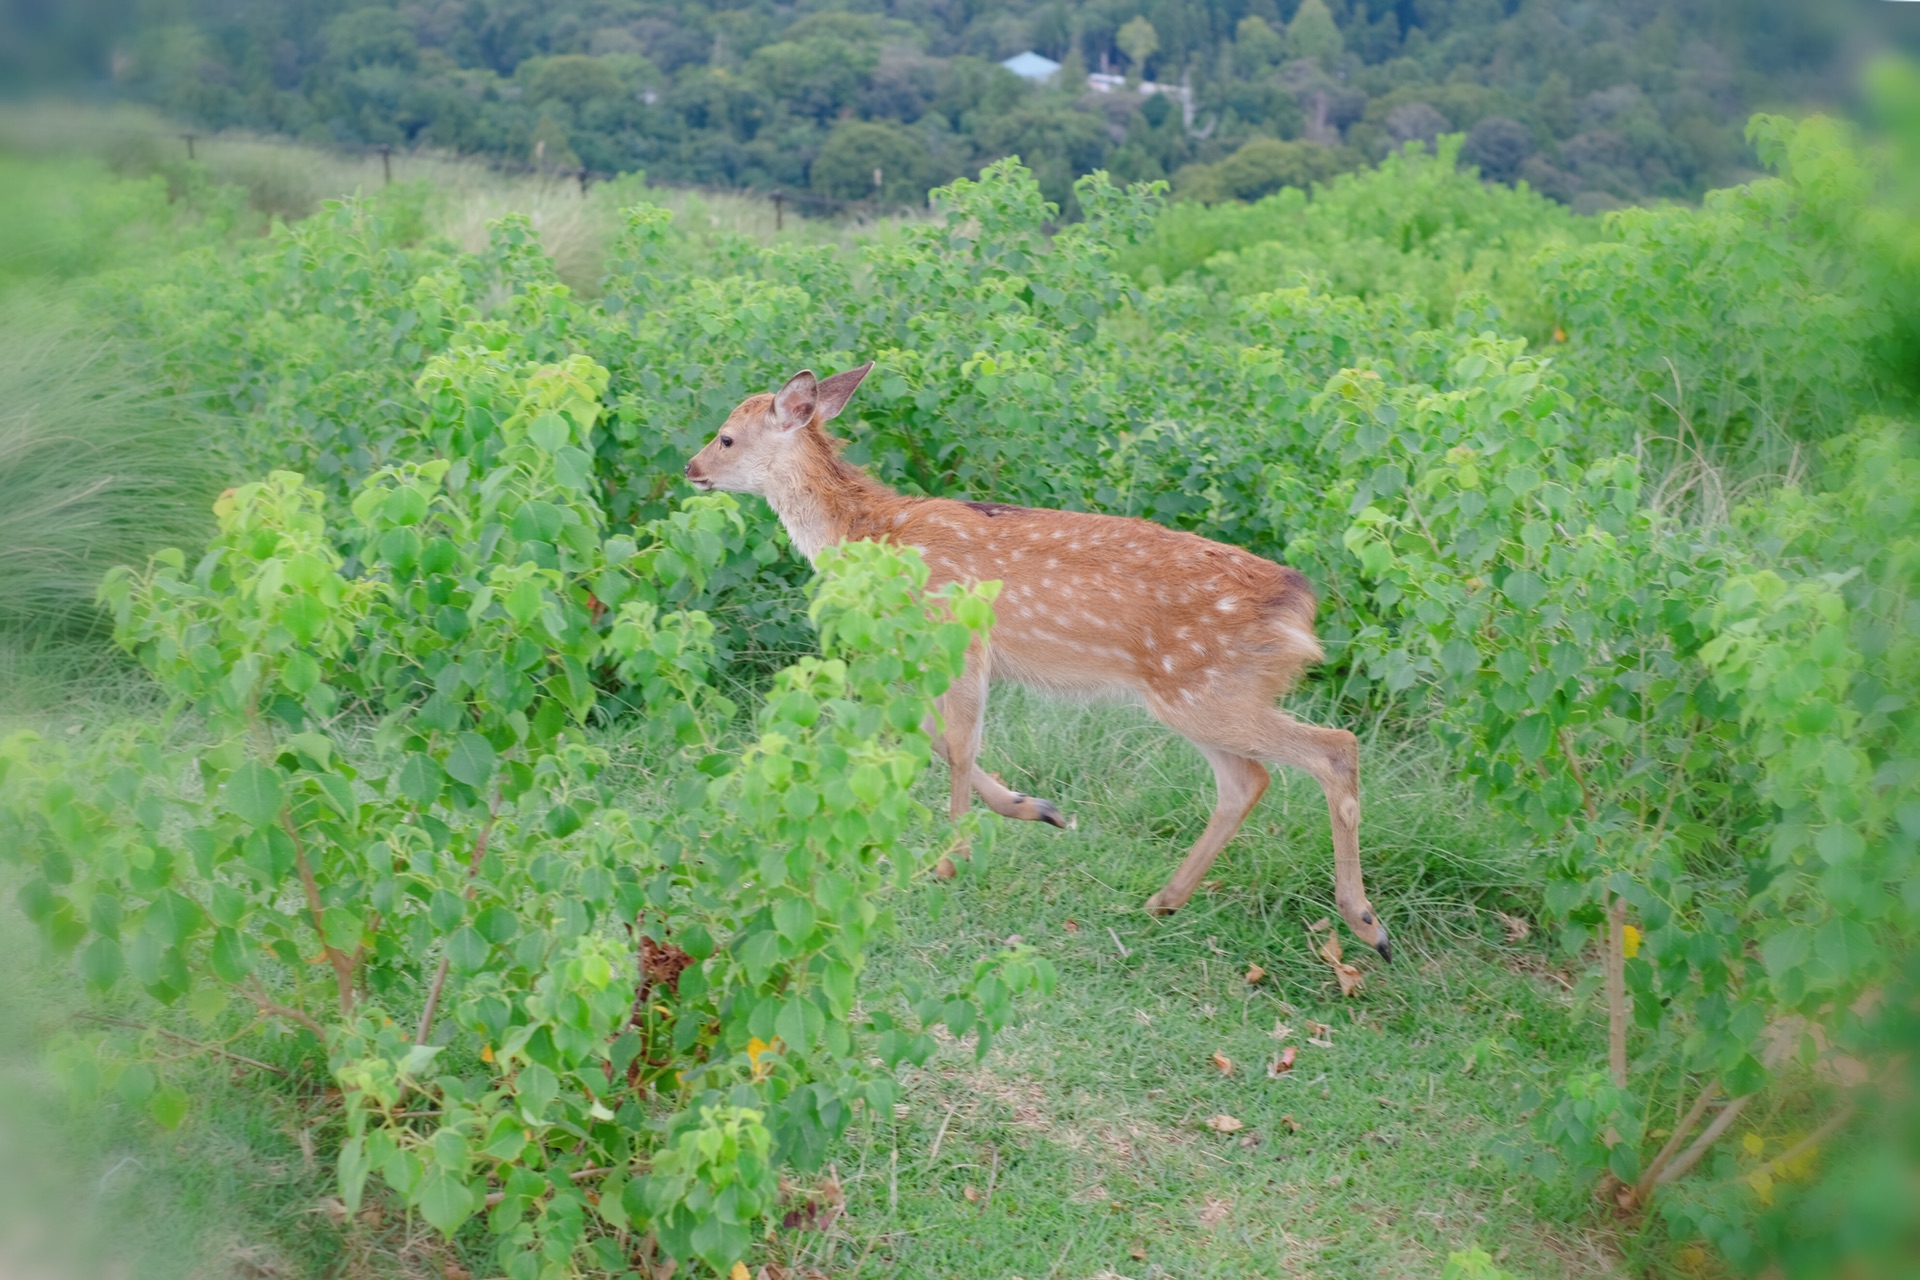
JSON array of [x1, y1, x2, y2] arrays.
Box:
[[720, 434, 734, 448]]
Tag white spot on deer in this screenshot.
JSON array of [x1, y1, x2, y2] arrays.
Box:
[[1191, 641, 1207, 655], [1162, 655, 1175, 674], [1216, 595, 1238, 612], [1050, 528, 1064, 539], [1144, 630, 1157, 649], [1046, 557, 1059, 569]]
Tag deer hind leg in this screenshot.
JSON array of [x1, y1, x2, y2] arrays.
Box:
[[1143, 745, 1269, 917], [1157, 699, 1390, 962]]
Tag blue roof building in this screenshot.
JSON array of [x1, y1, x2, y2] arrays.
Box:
[[1000, 51, 1062, 82]]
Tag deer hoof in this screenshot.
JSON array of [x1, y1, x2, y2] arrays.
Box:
[[1033, 798, 1070, 829], [1143, 890, 1180, 916]]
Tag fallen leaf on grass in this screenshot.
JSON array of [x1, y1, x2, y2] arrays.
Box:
[[1130, 1244, 1148, 1261], [963, 1185, 979, 1203], [1063, 919, 1080, 933], [1238, 1133, 1260, 1148], [1211, 1051, 1233, 1075], [1494, 910, 1531, 943], [1317, 931, 1364, 998], [1279, 1114, 1300, 1133], [1268, 1046, 1296, 1077], [1269, 1021, 1293, 1040], [730, 1264, 750, 1280], [1245, 962, 1266, 984], [1207, 1114, 1243, 1133], [1306, 1019, 1334, 1048]]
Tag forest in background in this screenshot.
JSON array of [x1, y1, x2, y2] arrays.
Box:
[[1, 0, 1896, 211]]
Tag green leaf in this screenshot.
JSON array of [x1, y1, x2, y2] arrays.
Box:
[[395, 753, 444, 807], [774, 897, 815, 944], [445, 733, 497, 788], [338, 1135, 371, 1212], [225, 761, 285, 829], [149, 1085, 190, 1131], [415, 1166, 477, 1238], [527, 412, 569, 454]]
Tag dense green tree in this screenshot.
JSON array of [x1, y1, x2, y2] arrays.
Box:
[[1286, 0, 1344, 64], [21, 1, 1847, 210], [811, 120, 934, 205]]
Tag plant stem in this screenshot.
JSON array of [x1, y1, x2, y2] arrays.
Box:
[[1634, 1080, 1718, 1203], [74, 1012, 290, 1077], [283, 810, 356, 1017], [1656, 1092, 1755, 1186], [244, 978, 328, 1040], [1606, 893, 1628, 1088], [415, 782, 503, 1044]]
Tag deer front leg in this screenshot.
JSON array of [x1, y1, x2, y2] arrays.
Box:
[[927, 648, 988, 879], [1144, 746, 1269, 916]]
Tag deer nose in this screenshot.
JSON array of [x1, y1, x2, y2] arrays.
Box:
[[683, 461, 698, 478]]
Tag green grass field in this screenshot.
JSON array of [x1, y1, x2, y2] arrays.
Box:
[[3, 684, 1631, 1280]]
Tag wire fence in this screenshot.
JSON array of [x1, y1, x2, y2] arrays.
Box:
[[5, 113, 932, 228]]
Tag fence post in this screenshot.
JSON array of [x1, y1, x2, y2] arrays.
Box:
[[578, 167, 590, 196], [182, 133, 196, 160], [772, 189, 784, 231], [378, 145, 392, 185]]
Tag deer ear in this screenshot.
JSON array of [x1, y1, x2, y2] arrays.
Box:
[[773, 370, 817, 431], [814, 361, 874, 422]]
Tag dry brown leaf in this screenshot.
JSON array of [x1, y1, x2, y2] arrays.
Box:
[[1267, 1046, 1297, 1077], [1063, 918, 1080, 933], [1211, 1051, 1233, 1075], [1244, 963, 1266, 984], [1206, 1114, 1243, 1133], [1279, 1113, 1301, 1133], [1238, 1133, 1259, 1148], [1306, 916, 1332, 933], [1130, 1244, 1148, 1261], [1306, 1019, 1334, 1048], [1269, 1021, 1293, 1040], [1318, 932, 1364, 998], [1494, 910, 1531, 943], [963, 1185, 979, 1203]]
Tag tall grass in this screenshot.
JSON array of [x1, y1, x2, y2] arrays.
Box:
[[0, 100, 924, 292], [0, 306, 222, 642]]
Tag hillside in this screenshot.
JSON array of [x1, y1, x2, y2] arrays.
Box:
[[4, 1, 1892, 212]]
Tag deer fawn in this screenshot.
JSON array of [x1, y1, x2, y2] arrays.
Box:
[[685, 363, 1389, 962]]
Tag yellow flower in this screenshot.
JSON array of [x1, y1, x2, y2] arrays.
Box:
[[1621, 924, 1642, 959]]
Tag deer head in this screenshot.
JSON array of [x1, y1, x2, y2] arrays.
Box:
[[684, 362, 873, 497]]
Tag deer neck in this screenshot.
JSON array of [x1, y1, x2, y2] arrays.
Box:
[[761, 435, 894, 564]]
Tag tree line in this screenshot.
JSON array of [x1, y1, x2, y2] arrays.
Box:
[[9, 2, 1854, 211]]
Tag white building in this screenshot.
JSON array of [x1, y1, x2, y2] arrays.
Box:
[[1000, 51, 1062, 82]]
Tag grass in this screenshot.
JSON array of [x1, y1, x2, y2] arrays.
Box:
[[0, 100, 925, 294], [0, 305, 223, 639], [767, 688, 1623, 1280], [0, 682, 1633, 1279]]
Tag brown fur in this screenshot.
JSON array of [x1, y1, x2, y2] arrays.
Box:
[[685, 366, 1389, 959]]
